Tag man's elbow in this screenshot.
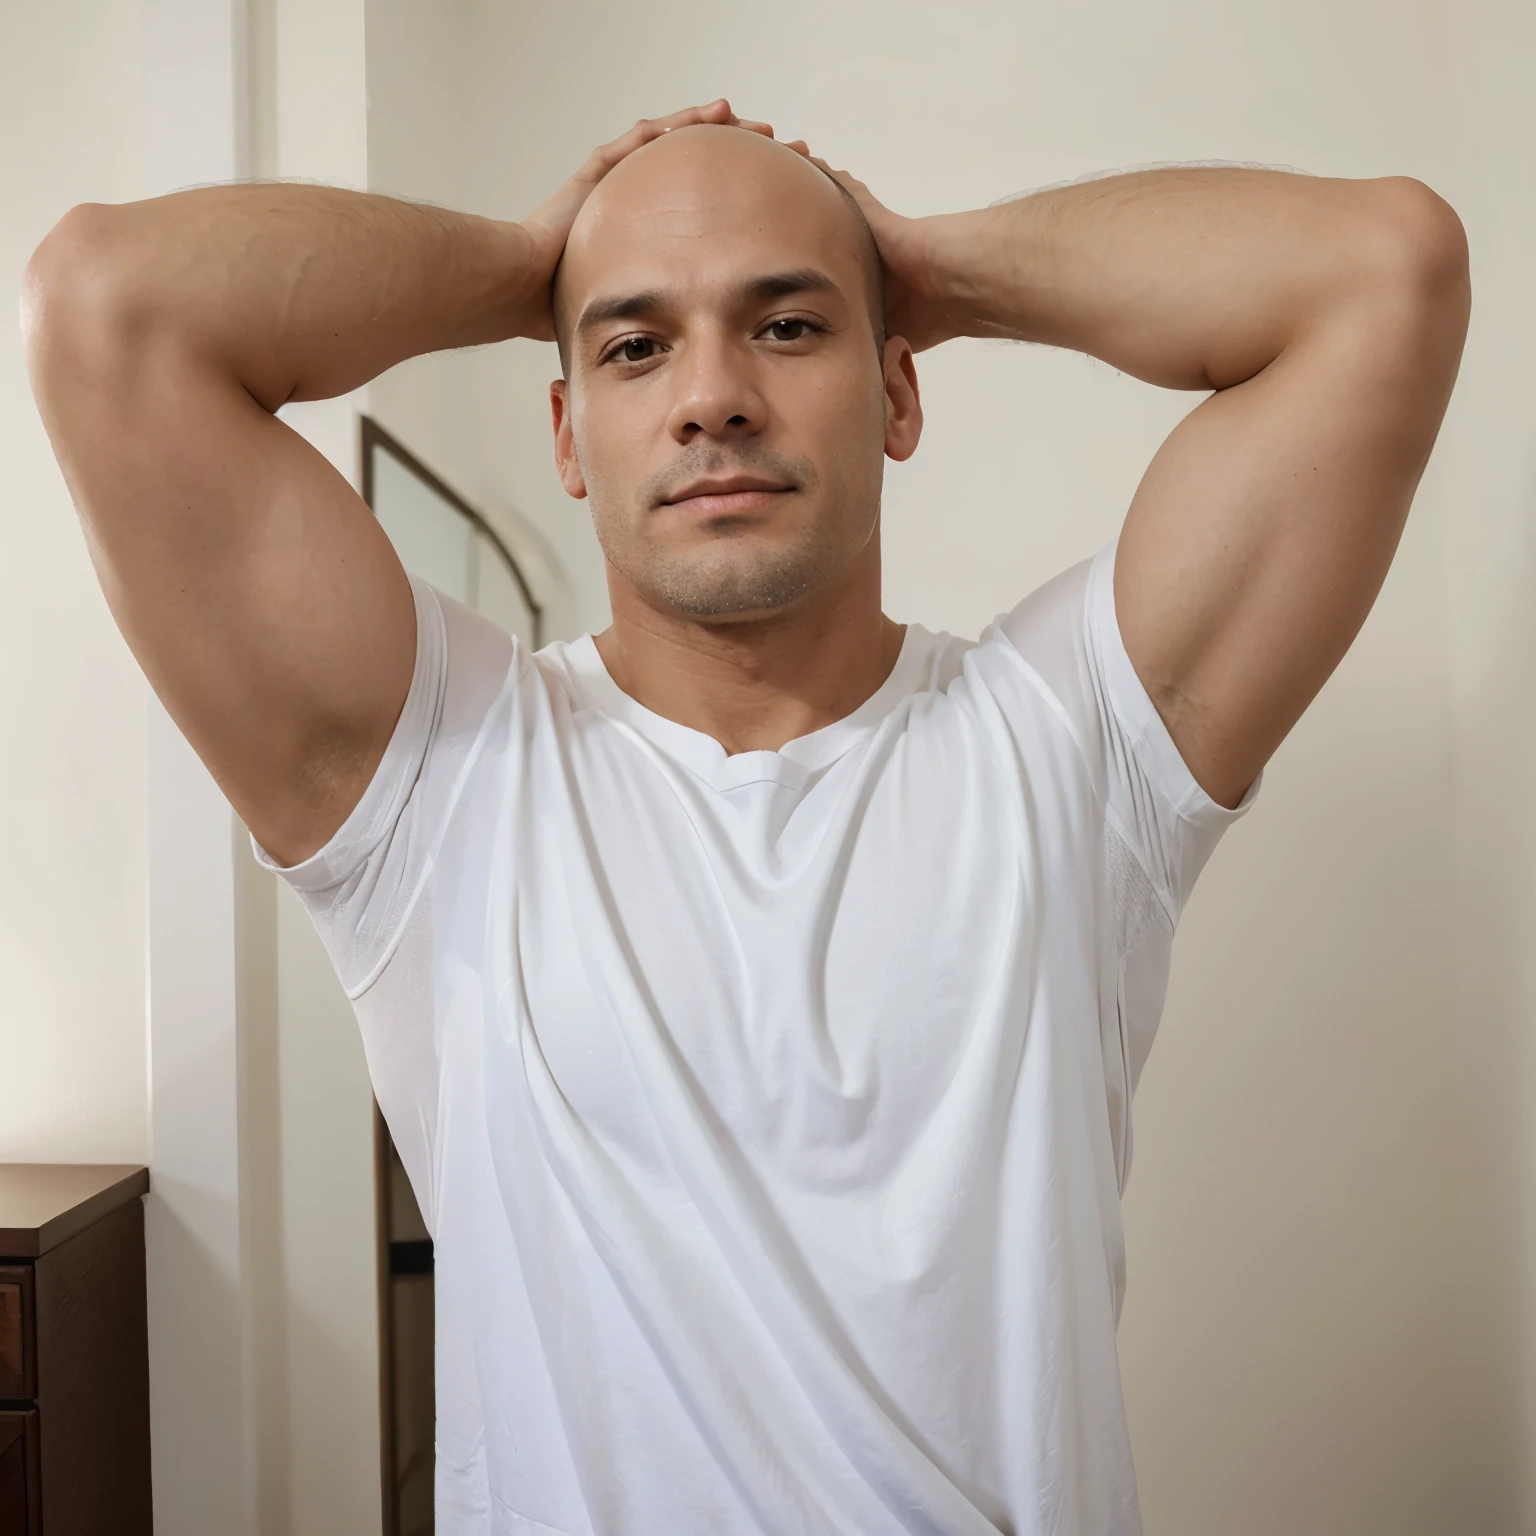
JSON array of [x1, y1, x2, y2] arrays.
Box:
[[22, 203, 150, 394], [1365, 178, 1471, 322], [1320, 178, 1470, 397]]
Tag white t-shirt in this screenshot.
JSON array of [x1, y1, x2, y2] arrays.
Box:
[[256, 541, 1254, 1536]]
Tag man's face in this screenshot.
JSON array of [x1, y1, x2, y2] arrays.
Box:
[[551, 125, 920, 622]]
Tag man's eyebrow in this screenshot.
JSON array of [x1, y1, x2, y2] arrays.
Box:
[[574, 290, 667, 336], [734, 268, 845, 306], [574, 269, 848, 340]]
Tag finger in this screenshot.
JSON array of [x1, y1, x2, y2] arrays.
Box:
[[784, 139, 811, 158], [732, 118, 775, 138], [808, 155, 867, 196], [806, 156, 888, 229], [581, 100, 734, 181], [649, 98, 734, 134], [607, 104, 722, 161], [521, 100, 742, 255]]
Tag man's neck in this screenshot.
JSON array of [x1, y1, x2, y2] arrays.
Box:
[[592, 549, 906, 756]]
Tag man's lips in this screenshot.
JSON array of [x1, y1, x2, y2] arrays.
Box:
[[659, 477, 795, 516]]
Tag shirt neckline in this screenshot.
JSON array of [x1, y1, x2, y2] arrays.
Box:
[[561, 624, 930, 791]]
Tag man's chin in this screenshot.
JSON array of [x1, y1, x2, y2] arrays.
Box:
[[631, 548, 830, 621]]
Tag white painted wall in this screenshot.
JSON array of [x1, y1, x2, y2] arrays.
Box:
[[364, 0, 572, 635], [0, 0, 149, 1164], [1441, 0, 1536, 1520]]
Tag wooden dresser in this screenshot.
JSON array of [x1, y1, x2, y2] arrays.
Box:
[[0, 1165, 152, 1536]]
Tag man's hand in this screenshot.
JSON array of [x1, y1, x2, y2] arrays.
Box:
[[519, 100, 778, 341], [781, 145, 954, 354]]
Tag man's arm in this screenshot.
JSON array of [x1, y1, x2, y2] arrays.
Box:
[[821, 162, 1470, 808], [22, 100, 765, 866]]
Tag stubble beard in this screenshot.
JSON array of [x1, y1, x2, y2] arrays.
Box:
[[613, 521, 845, 618], [588, 447, 870, 620]]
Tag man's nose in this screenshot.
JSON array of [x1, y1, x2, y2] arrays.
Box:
[[664, 331, 767, 443]]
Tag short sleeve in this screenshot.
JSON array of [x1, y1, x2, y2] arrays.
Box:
[[249, 576, 518, 1231], [250, 574, 517, 995], [999, 541, 1258, 926], [994, 540, 1258, 1188]]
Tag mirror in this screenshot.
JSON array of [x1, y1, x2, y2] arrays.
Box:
[[362, 417, 541, 1535]]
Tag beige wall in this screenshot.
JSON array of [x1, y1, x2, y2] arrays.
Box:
[[1442, 0, 1536, 1519], [364, 0, 576, 636], [364, 0, 1525, 1531], [0, 0, 150, 1163]]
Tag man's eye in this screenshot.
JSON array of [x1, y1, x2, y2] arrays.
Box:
[[610, 336, 660, 364], [765, 319, 814, 342]]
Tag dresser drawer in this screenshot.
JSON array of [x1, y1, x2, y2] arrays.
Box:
[[0, 1408, 41, 1535], [0, 1268, 35, 1402]]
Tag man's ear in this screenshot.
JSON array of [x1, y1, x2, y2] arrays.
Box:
[[550, 379, 588, 499], [881, 338, 922, 463]]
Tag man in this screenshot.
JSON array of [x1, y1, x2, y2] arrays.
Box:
[[25, 98, 1466, 1534]]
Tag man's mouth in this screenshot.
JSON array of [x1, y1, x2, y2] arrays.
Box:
[[660, 475, 795, 516]]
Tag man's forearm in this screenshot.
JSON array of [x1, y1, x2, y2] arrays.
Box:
[[913, 167, 1464, 391], [28, 183, 537, 410]]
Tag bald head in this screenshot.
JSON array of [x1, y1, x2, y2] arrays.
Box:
[[552, 124, 885, 374], [545, 121, 924, 627]]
